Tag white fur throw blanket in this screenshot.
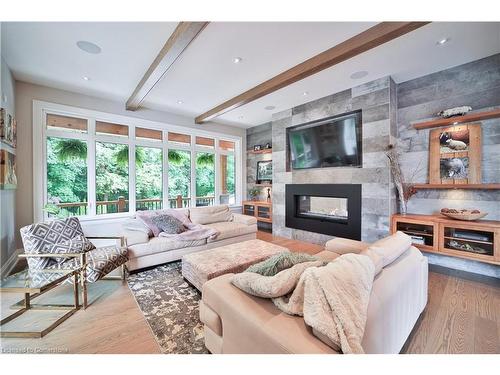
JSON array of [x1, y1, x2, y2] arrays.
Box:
[[232, 254, 375, 354]]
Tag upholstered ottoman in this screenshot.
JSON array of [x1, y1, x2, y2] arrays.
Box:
[[181, 239, 288, 291]]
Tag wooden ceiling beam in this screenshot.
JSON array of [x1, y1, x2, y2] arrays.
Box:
[[126, 21, 209, 111], [195, 22, 430, 124]]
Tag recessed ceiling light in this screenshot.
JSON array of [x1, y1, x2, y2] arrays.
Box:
[[82, 76, 90, 81], [302, 91, 309, 96], [76, 40, 102, 54], [177, 100, 184, 105], [233, 57, 243, 64], [436, 38, 450, 46], [350, 71, 368, 79], [264, 105, 276, 111]]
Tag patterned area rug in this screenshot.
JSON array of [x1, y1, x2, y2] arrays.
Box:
[[127, 261, 209, 354]]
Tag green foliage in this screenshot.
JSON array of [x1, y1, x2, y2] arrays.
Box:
[[54, 139, 87, 161], [116, 146, 145, 168], [248, 187, 260, 198], [168, 150, 190, 200], [168, 149, 187, 166], [43, 203, 69, 219], [195, 153, 215, 199], [47, 137, 232, 215]]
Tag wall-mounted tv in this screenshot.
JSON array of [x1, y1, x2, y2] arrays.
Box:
[[287, 111, 362, 169]]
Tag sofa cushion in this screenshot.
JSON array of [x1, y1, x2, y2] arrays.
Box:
[[368, 231, 412, 268], [151, 215, 186, 234], [324, 237, 369, 255], [123, 218, 152, 237], [136, 208, 190, 237], [189, 205, 232, 225], [246, 252, 318, 276], [205, 221, 257, 242], [202, 274, 336, 354], [128, 236, 207, 258]]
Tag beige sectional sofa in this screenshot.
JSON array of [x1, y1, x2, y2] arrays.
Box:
[[200, 235, 428, 354], [122, 205, 257, 271]]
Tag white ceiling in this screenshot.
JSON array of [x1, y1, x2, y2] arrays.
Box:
[[2, 22, 500, 128], [1, 22, 178, 102]]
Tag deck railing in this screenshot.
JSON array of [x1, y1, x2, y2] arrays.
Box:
[[55, 195, 216, 215]]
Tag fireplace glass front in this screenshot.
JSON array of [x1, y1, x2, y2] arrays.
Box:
[[296, 195, 348, 223]]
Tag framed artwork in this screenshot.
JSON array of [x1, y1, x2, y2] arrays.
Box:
[[253, 144, 262, 151], [0, 108, 17, 148], [257, 160, 272, 183], [0, 149, 17, 189], [429, 124, 481, 185]]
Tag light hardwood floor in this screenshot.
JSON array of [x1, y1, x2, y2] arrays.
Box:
[[1, 231, 498, 354]]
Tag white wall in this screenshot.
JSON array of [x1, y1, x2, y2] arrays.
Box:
[[0, 55, 17, 266], [15, 81, 246, 245]]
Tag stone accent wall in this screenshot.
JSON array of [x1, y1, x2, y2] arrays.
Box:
[[396, 53, 500, 277], [246, 54, 500, 277], [397, 54, 500, 220], [271, 76, 398, 244]]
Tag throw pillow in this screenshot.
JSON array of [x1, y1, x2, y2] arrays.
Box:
[[42, 235, 96, 264], [136, 209, 190, 237], [189, 205, 233, 225], [246, 251, 319, 276], [151, 215, 186, 235]]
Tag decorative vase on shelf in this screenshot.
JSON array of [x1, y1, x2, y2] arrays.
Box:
[[399, 200, 408, 215]]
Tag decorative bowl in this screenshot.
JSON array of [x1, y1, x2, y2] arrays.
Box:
[[440, 208, 488, 221]]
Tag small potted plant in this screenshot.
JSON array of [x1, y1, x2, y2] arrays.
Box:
[[248, 187, 261, 201]]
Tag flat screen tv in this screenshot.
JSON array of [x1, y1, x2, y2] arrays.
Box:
[[288, 111, 362, 169]]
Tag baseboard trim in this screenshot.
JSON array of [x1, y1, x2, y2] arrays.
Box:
[[1, 248, 22, 278], [429, 264, 500, 287]]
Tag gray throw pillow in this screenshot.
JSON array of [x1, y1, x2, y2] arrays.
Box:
[[151, 215, 186, 234], [246, 252, 319, 276]]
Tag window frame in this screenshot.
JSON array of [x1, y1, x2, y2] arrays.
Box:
[[33, 100, 242, 222]]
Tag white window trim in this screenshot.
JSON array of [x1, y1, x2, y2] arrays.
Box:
[[33, 100, 242, 223]]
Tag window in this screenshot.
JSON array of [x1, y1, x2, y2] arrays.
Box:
[[96, 121, 129, 137], [220, 154, 235, 205], [46, 137, 88, 216], [47, 114, 87, 134], [196, 136, 215, 148], [168, 132, 190, 146], [136, 127, 162, 142], [168, 150, 191, 208], [95, 142, 129, 214], [136, 146, 163, 211], [36, 101, 241, 221], [195, 152, 215, 206], [219, 140, 235, 151]]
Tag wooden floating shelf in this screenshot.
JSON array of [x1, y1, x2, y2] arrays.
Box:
[[247, 148, 272, 154], [413, 183, 500, 190], [412, 109, 500, 130]]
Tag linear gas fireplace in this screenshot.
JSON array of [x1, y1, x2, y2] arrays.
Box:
[[285, 184, 361, 240]]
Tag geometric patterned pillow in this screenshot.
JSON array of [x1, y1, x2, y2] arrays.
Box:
[[20, 217, 86, 270], [151, 214, 186, 234], [42, 235, 96, 264]]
